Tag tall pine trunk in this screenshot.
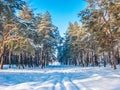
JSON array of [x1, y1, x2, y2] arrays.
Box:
[[18, 53, 21, 69], [21, 53, 25, 69], [86, 52, 89, 67], [9, 51, 11, 68], [91, 51, 94, 66], [112, 49, 117, 69], [117, 47, 120, 64], [0, 54, 4, 69], [103, 52, 106, 67], [0, 46, 6, 70]]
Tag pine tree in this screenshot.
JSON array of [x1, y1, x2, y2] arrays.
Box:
[[0, 0, 25, 69], [37, 11, 60, 68]]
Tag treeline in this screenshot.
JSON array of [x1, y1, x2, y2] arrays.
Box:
[[0, 0, 61, 69], [58, 0, 120, 69]]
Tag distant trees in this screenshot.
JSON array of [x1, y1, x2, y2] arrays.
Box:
[[37, 11, 60, 68], [0, 1, 61, 69], [58, 22, 88, 66], [59, 0, 120, 69]]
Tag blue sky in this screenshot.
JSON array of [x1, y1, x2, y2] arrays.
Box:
[[28, 0, 87, 36]]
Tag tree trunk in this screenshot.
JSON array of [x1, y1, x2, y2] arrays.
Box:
[[108, 51, 112, 66], [30, 55, 33, 67], [18, 53, 21, 69], [112, 49, 117, 69], [0, 54, 4, 69], [41, 51, 45, 69], [40, 51, 42, 68], [0, 46, 6, 70], [117, 47, 120, 64], [103, 52, 106, 67], [9, 51, 11, 68], [91, 51, 94, 66], [34, 50, 38, 67], [21, 52, 25, 69], [81, 50, 84, 67], [86, 52, 89, 67]]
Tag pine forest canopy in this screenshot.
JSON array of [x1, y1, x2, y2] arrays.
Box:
[[0, 0, 61, 69], [0, 0, 120, 70]]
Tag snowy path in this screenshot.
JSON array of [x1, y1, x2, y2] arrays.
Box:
[[0, 65, 120, 90]]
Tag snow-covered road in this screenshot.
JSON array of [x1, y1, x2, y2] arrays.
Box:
[[0, 65, 120, 90]]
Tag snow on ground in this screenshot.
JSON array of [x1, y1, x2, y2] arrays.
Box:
[[0, 65, 120, 90]]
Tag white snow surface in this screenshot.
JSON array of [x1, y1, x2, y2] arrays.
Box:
[[0, 65, 120, 90]]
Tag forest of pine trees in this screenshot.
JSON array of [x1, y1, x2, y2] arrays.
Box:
[[0, 0, 61, 69], [0, 0, 120, 70], [58, 0, 120, 69]]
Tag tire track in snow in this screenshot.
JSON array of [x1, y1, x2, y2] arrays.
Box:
[[54, 73, 66, 90], [37, 72, 66, 90], [62, 76, 80, 90]]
